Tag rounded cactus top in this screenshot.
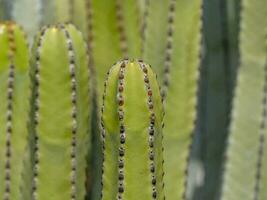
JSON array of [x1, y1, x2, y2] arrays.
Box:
[[100, 59, 165, 200]]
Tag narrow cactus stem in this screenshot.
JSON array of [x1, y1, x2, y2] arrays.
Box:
[[0, 22, 30, 200], [101, 60, 165, 200], [143, 0, 202, 199], [221, 1, 267, 199], [30, 24, 92, 200], [194, 0, 240, 198]]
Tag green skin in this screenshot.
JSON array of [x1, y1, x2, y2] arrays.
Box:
[[30, 24, 91, 200], [40, 2, 143, 198], [0, 23, 30, 200], [221, 1, 267, 200], [194, 0, 240, 199], [88, 0, 142, 100], [143, 0, 202, 199], [101, 60, 164, 200]]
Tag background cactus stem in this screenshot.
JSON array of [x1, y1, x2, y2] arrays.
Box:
[[221, 1, 267, 199]]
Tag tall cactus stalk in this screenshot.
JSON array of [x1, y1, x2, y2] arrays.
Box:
[[192, 0, 240, 199], [29, 24, 92, 200], [143, 0, 202, 199], [0, 22, 30, 200], [221, 1, 267, 200], [100, 60, 165, 200]]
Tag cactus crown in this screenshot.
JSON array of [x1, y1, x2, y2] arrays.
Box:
[[100, 60, 165, 200], [28, 23, 91, 200]]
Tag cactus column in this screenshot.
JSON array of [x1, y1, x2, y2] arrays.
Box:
[[221, 1, 267, 200], [100, 60, 165, 200], [29, 24, 92, 200], [0, 22, 30, 200], [143, 0, 202, 199]]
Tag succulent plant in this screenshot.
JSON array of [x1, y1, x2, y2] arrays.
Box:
[[142, 0, 202, 199], [100, 60, 165, 200], [191, 0, 240, 199], [39, 0, 142, 99], [2, 1, 267, 200], [28, 24, 92, 200], [0, 22, 30, 200], [221, 0, 267, 200]]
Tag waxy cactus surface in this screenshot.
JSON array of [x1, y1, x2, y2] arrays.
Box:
[[29, 24, 92, 200], [143, 0, 202, 199], [0, 22, 30, 200], [100, 60, 165, 200], [221, 1, 267, 200]]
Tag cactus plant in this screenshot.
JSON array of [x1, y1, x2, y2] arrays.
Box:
[[29, 24, 92, 200], [100, 60, 165, 200], [143, 0, 202, 199], [85, 0, 142, 101], [221, 0, 267, 200], [0, 22, 30, 200], [191, 0, 240, 199], [40, 0, 142, 98]]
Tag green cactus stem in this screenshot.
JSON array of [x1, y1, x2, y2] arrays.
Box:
[[29, 24, 92, 200], [142, 0, 170, 83], [221, 1, 267, 200], [0, 22, 30, 200], [86, 0, 142, 101], [143, 0, 202, 199], [100, 60, 165, 200], [191, 0, 240, 199]]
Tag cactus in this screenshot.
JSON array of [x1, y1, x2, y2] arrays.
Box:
[[29, 24, 92, 200], [142, 0, 170, 84], [41, 0, 142, 97], [85, 0, 142, 100], [191, 0, 240, 199], [100, 60, 165, 200], [0, 22, 30, 200], [221, 0, 267, 200], [143, 0, 202, 199]]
